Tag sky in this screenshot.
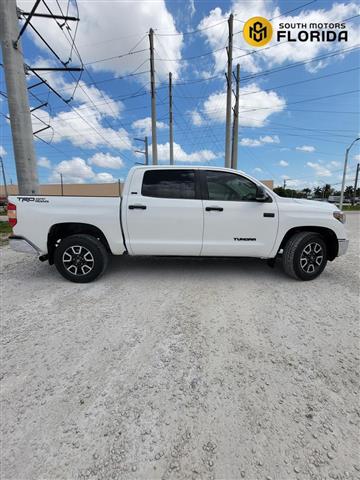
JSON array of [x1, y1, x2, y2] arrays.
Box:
[[0, 0, 359, 190]]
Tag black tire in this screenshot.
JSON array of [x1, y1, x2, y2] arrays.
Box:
[[282, 232, 327, 281], [54, 234, 108, 283]]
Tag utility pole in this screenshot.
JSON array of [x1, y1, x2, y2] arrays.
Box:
[[134, 137, 149, 165], [169, 72, 174, 165], [0, 0, 39, 194], [231, 63, 240, 170], [353, 163, 359, 205], [60, 173, 63, 196], [283, 179, 286, 189], [340, 137, 360, 210], [0, 156, 8, 198], [225, 13, 234, 168], [149, 28, 158, 165]]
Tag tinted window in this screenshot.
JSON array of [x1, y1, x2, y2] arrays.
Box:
[[205, 171, 257, 201], [142, 170, 196, 199]]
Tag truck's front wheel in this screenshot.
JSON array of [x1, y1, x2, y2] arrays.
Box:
[[54, 234, 108, 283], [282, 232, 327, 281]]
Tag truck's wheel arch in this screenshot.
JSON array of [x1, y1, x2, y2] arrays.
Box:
[[278, 226, 338, 261], [47, 223, 111, 265]]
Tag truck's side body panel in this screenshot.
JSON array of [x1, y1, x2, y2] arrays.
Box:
[[123, 168, 204, 255], [268, 197, 348, 257], [9, 196, 126, 255]]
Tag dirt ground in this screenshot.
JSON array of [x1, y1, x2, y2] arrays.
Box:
[[1, 214, 359, 480]]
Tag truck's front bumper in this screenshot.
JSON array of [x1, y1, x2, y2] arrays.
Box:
[[338, 239, 349, 256], [9, 236, 41, 255]]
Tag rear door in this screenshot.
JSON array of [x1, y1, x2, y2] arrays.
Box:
[[125, 168, 204, 255], [201, 170, 278, 257]]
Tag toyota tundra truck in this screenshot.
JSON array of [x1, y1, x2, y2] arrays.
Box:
[[7, 166, 349, 282]]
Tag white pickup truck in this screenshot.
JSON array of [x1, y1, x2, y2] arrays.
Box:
[[8, 166, 348, 283]]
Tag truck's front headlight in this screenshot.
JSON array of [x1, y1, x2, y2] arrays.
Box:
[[333, 211, 346, 223]]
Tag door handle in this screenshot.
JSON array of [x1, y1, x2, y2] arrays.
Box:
[[205, 206, 223, 212], [129, 204, 147, 210]]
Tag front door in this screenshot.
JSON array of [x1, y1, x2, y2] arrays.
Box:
[[201, 170, 278, 257], [126, 169, 203, 256]]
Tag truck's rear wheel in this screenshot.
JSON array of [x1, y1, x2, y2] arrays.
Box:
[[54, 234, 108, 283], [282, 232, 327, 281]]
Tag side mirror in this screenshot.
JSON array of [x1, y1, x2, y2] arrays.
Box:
[[255, 186, 268, 202]]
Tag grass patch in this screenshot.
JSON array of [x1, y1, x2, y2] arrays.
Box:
[[0, 221, 12, 234], [342, 205, 360, 211]]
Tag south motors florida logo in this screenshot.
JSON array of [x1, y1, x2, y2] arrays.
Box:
[[243, 16, 348, 47], [243, 17, 273, 47]]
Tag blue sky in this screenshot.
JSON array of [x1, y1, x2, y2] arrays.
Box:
[[0, 0, 359, 189]]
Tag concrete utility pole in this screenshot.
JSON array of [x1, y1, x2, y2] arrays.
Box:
[[0, 0, 39, 194], [0, 156, 8, 198], [60, 173, 63, 196], [339, 137, 360, 210], [224, 13, 234, 168], [149, 28, 158, 165], [231, 63, 240, 170], [353, 162, 359, 205], [169, 72, 174, 165]]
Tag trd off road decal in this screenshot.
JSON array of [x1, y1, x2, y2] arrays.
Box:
[[17, 197, 49, 203]]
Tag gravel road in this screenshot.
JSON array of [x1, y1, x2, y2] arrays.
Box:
[[1, 214, 359, 480]]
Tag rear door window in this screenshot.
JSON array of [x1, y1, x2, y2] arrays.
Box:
[[142, 170, 196, 199]]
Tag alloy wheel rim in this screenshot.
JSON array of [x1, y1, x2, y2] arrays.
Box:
[[62, 245, 95, 276], [300, 242, 324, 274]]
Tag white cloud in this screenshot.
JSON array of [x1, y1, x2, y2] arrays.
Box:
[[240, 138, 262, 147], [51, 157, 94, 184], [240, 135, 280, 147], [328, 161, 341, 168], [198, 1, 359, 74], [188, 0, 196, 18], [156, 142, 217, 163], [253, 167, 263, 173], [20, 0, 184, 84], [260, 135, 280, 144], [132, 117, 168, 137], [200, 83, 285, 127], [37, 156, 51, 169], [0, 145, 6, 156], [353, 154, 360, 161], [307, 162, 332, 177], [296, 145, 315, 153], [94, 172, 116, 183], [190, 110, 204, 127], [32, 104, 132, 150], [49, 157, 118, 184], [89, 152, 124, 169], [278, 160, 289, 167]]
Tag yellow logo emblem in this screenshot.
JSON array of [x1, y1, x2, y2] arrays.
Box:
[[243, 16, 273, 47]]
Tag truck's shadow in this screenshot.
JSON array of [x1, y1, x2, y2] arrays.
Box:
[[105, 254, 286, 281]]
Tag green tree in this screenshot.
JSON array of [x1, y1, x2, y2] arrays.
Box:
[[322, 184, 333, 199], [313, 186, 322, 197]]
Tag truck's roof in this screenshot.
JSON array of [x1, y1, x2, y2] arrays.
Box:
[[131, 165, 247, 175]]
